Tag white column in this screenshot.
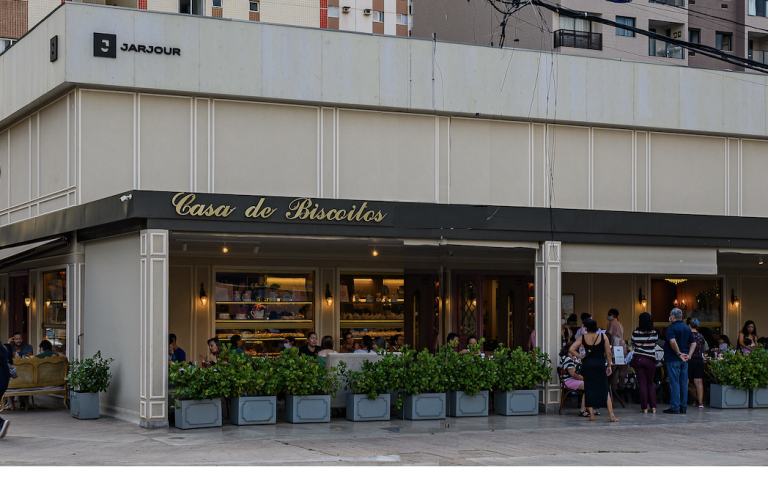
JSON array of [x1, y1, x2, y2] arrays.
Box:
[[140, 229, 169, 428], [535, 241, 562, 409]]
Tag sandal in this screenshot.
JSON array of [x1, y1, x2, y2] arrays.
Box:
[[578, 410, 590, 418]]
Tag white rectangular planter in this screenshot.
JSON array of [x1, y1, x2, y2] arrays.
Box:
[[286, 394, 331, 423], [175, 399, 223, 429], [710, 384, 749, 409], [70, 392, 100, 420], [397, 393, 446, 420], [447, 390, 489, 417], [496, 389, 540, 416], [749, 387, 768, 408], [346, 393, 391, 422], [231, 396, 277, 425]]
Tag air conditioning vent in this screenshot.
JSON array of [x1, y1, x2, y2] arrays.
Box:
[[364, 8, 372, 15], [342, 6, 350, 12], [721, 3, 727, 7]]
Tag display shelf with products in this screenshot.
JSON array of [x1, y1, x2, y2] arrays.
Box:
[[42, 270, 67, 353], [215, 270, 314, 357], [339, 273, 405, 342]]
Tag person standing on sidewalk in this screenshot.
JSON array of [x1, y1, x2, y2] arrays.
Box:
[[606, 309, 628, 397], [687, 318, 706, 409], [0, 343, 11, 438], [630, 312, 658, 414], [663, 308, 696, 414]]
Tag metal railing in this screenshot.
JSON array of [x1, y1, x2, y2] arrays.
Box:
[[650, 0, 685, 6], [749, 49, 766, 65], [554, 30, 602, 51], [649, 39, 684, 59]]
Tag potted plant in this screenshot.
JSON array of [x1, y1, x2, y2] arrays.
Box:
[[746, 348, 768, 408], [395, 346, 447, 420], [221, 349, 283, 425], [343, 356, 392, 421], [440, 338, 494, 417], [274, 347, 341, 423], [707, 351, 750, 409], [492, 345, 550, 416], [66, 351, 113, 420], [169, 361, 229, 429]]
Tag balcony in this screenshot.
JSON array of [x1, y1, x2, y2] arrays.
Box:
[[649, 39, 684, 59], [651, 0, 685, 6], [554, 30, 602, 51], [749, 49, 766, 64]]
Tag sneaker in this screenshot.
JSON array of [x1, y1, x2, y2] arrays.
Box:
[[662, 408, 679, 414], [698, 403, 704, 409], [0, 420, 9, 439], [680, 408, 687, 414]]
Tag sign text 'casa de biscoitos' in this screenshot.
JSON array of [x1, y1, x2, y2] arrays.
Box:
[[171, 193, 388, 224]]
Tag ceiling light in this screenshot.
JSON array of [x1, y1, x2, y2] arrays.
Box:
[[222, 244, 229, 254], [372, 247, 378, 257], [665, 278, 687, 285]]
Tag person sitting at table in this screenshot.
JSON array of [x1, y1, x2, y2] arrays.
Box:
[[36, 340, 57, 359], [169, 334, 186, 365], [283, 336, 295, 351], [230, 334, 246, 356], [9, 333, 33, 358], [718, 335, 732, 352], [389, 334, 404, 352], [373, 336, 387, 351], [558, 341, 586, 417], [355, 335, 375, 353], [447, 333, 459, 351], [317, 336, 336, 368], [298, 332, 320, 358], [738, 321, 759, 354], [342, 330, 355, 353], [758, 337, 768, 350], [460, 336, 479, 355], [198, 338, 222, 366]]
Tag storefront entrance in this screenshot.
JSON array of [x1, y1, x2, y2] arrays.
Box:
[[451, 272, 534, 351], [8, 274, 29, 344]]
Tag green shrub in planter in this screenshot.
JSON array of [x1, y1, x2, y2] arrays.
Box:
[[391, 346, 448, 420], [438, 338, 495, 416], [66, 351, 114, 419], [168, 361, 229, 405], [343, 354, 392, 421], [707, 351, 749, 390], [745, 348, 768, 389], [218, 348, 284, 425], [492, 345, 551, 416], [274, 348, 342, 423]]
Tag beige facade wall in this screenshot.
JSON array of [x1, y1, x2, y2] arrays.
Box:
[[138, 94, 193, 192], [146, 0, 176, 13], [84, 233, 142, 421], [27, 0, 59, 31], [222, 0, 249, 21], [261, 0, 319, 28]]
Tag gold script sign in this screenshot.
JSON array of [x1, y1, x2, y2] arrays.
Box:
[[171, 193, 388, 224]]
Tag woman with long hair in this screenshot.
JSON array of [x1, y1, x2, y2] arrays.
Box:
[[630, 312, 658, 414], [198, 337, 222, 366], [558, 341, 587, 417], [687, 318, 706, 408], [738, 320, 758, 354], [355, 335, 374, 353], [298, 331, 320, 358], [569, 319, 619, 422]]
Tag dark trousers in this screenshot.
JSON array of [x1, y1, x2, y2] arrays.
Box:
[[0, 382, 7, 422], [631, 355, 657, 410]]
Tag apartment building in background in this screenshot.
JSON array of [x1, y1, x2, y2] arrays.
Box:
[[413, 0, 768, 73], [0, 0, 412, 53]]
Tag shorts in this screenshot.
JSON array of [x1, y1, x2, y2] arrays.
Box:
[[564, 378, 583, 391], [689, 357, 705, 379]]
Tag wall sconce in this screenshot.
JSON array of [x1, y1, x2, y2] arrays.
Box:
[[24, 286, 34, 307], [681, 299, 687, 309], [731, 288, 739, 307], [372, 246, 378, 257], [222, 244, 229, 254], [325, 283, 333, 306], [45, 298, 51, 307], [638, 287, 647, 308], [673, 299, 678, 307], [199, 282, 208, 306]]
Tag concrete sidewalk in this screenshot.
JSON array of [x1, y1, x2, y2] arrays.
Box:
[[1, 398, 767, 466]]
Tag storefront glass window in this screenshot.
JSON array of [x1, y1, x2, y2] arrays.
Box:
[[214, 270, 314, 357], [460, 281, 477, 336], [339, 273, 405, 347], [651, 278, 722, 336], [42, 270, 67, 354]]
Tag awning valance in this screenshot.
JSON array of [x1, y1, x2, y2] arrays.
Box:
[[0, 238, 66, 268], [562, 244, 717, 275]]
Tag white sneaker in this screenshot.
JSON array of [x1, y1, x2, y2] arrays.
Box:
[[0, 420, 9, 439]]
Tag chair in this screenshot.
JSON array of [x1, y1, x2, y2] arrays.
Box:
[[558, 367, 583, 415]]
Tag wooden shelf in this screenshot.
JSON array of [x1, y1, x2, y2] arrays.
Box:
[[341, 300, 403, 304], [217, 301, 312, 305], [216, 320, 313, 329], [340, 320, 405, 328]]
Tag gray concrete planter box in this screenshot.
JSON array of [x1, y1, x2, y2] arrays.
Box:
[[175, 399, 223, 429], [346, 393, 391, 421], [496, 389, 540, 416], [70, 391, 100, 420], [749, 387, 768, 408], [286, 394, 331, 423], [447, 390, 489, 417], [397, 393, 446, 420], [231, 396, 277, 425], [710, 384, 749, 409]]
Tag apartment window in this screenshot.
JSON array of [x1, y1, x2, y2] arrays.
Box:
[[250, 1, 259, 12], [688, 29, 700, 44], [397, 13, 408, 25], [212, 0, 221, 6], [328, 5, 339, 17], [373, 11, 384, 23], [0, 39, 13, 56], [749, 0, 768, 16], [559, 16, 591, 33], [716, 32, 732, 51], [179, 0, 203, 15], [615, 16, 635, 37]]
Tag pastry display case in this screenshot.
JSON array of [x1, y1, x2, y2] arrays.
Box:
[[214, 270, 314, 357], [339, 273, 404, 346], [42, 270, 67, 354]]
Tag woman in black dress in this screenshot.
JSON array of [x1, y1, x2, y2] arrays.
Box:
[[569, 319, 619, 422]]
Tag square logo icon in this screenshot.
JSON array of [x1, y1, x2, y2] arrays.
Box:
[[93, 33, 117, 58]]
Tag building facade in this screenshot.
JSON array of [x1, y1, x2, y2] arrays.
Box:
[[0, 0, 411, 53], [413, 0, 768, 72], [3, 4, 768, 427]]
